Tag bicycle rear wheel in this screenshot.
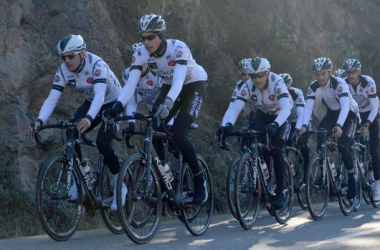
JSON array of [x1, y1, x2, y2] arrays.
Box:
[[117, 153, 162, 244], [287, 147, 307, 210], [181, 155, 214, 236], [353, 163, 363, 212], [274, 157, 293, 224], [234, 153, 261, 230], [36, 153, 82, 241], [306, 154, 329, 221], [226, 156, 240, 219], [99, 164, 123, 234]]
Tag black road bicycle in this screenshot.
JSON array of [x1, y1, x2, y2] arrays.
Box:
[[31, 121, 123, 241], [222, 128, 293, 230], [104, 113, 214, 244]]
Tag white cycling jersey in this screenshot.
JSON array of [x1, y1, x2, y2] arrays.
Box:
[[221, 79, 253, 126], [122, 67, 163, 114], [302, 75, 360, 127], [346, 75, 379, 123], [288, 87, 305, 129], [117, 39, 207, 106], [225, 72, 291, 127], [38, 52, 122, 123]]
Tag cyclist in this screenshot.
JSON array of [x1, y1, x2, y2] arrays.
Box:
[[333, 69, 347, 79], [219, 57, 292, 208], [216, 58, 253, 148], [343, 59, 380, 201], [280, 73, 310, 184], [31, 34, 127, 210], [299, 57, 360, 199], [104, 14, 208, 205]]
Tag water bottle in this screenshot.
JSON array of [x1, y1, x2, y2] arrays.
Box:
[[329, 159, 337, 178], [162, 162, 174, 183], [79, 158, 94, 187], [260, 159, 269, 180]]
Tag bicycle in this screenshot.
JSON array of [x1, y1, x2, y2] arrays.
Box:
[[286, 133, 308, 210], [305, 128, 358, 221], [222, 128, 293, 230], [105, 112, 213, 244], [352, 132, 380, 209], [31, 121, 123, 241]]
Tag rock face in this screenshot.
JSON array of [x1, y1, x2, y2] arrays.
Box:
[[1, 0, 380, 204]]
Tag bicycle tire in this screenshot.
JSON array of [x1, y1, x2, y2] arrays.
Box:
[[234, 153, 261, 230], [36, 153, 82, 241], [287, 147, 307, 210], [99, 163, 123, 234], [117, 153, 162, 244], [181, 155, 214, 236], [226, 156, 240, 219], [337, 164, 355, 216], [306, 154, 329, 221], [353, 156, 363, 212], [274, 157, 293, 224]]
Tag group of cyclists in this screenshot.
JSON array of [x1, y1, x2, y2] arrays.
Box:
[[30, 12, 379, 240], [216, 56, 380, 208]]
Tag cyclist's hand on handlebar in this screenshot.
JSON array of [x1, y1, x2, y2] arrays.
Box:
[[102, 101, 124, 121], [332, 125, 343, 138], [298, 126, 307, 137], [30, 120, 41, 131], [154, 97, 173, 120], [360, 123, 370, 137], [265, 122, 278, 138], [77, 118, 91, 133]]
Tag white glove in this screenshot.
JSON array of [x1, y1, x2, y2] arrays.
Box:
[[154, 97, 174, 120]]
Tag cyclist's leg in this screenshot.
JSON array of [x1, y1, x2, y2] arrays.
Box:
[[369, 116, 380, 200], [338, 112, 357, 199], [299, 131, 310, 181], [169, 81, 206, 204]]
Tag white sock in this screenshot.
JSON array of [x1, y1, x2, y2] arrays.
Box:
[[374, 180, 380, 189]]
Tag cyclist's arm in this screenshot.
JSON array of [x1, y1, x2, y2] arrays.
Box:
[[166, 62, 187, 101], [221, 102, 234, 126], [117, 68, 142, 106], [302, 98, 314, 127], [274, 97, 291, 126], [225, 99, 245, 126], [367, 97, 379, 124], [336, 96, 349, 127], [37, 89, 62, 124], [295, 105, 304, 129], [86, 83, 106, 121]]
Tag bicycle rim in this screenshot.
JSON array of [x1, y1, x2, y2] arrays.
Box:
[[287, 148, 307, 210], [306, 154, 329, 221], [118, 153, 161, 244], [99, 164, 123, 234], [337, 166, 354, 216], [353, 165, 363, 212], [36, 154, 82, 241], [181, 155, 214, 236], [227, 156, 240, 219], [234, 153, 261, 230], [274, 157, 293, 224]]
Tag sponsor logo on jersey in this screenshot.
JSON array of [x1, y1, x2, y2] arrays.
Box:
[[297, 97, 302, 102], [146, 80, 153, 86], [371, 86, 375, 93], [232, 91, 237, 97], [95, 69, 102, 77], [85, 71, 89, 76], [269, 94, 275, 101], [68, 79, 76, 87], [138, 51, 141, 56], [54, 75, 60, 82], [276, 88, 281, 94], [87, 77, 94, 84], [359, 88, 363, 92], [241, 89, 247, 97], [132, 56, 136, 63], [176, 51, 183, 58], [148, 62, 158, 69], [338, 86, 343, 93], [168, 60, 176, 66]]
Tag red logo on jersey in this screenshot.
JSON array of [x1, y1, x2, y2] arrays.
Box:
[[241, 90, 247, 97], [168, 60, 176, 66], [297, 97, 302, 102], [233, 91, 237, 97], [276, 88, 281, 94], [146, 80, 153, 86], [338, 86, 343, 93], [132, 56, 136, 63], [269, 94, 275, 101], [176, 51, 183, 58], [359, 88, 363, 92], [95, 69, 102, 77], [87, 77, 94, 84], [371, 86, 375, 93], [54, 75, 60, 82]]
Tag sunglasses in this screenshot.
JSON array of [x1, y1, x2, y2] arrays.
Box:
[[61, 52, 80, 61], [249, 73, 267, 79], [140, 34, 157, 42]]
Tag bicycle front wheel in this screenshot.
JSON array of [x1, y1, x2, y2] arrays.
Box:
[[36, 153, 82, 241], [181, 155, 214, 236], [226, 156, 240, 219], [274, 157, 293, 224], [234, 153, 261, 230], [117, 153, 162, 244], [337, 165, 355, 216], [287, 147, 307, 210], [99, 164, 123, 234], [306, 154, 329, 221]]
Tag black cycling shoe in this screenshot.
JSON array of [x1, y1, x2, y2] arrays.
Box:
[[347, 176, 357, 199], [273, 193, 286, 209], [192, 175, 208, 205]]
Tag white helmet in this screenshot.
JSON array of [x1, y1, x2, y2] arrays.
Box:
[[137, 14, 166, 34], [342, 59, 362, 70], [333, 69, 347, 78], [128, 42, 143, 60], [57, 34, 86, 54], [279, 73, 293, 86], [250, 57, 271, 73], [312, 57, 333, 72], [238, 58, 252, 73]]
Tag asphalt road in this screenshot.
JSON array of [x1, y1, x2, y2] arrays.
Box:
[[1, 203, 380, 250]]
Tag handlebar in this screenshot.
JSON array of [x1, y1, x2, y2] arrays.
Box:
[[220, 128, 265, 151]]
